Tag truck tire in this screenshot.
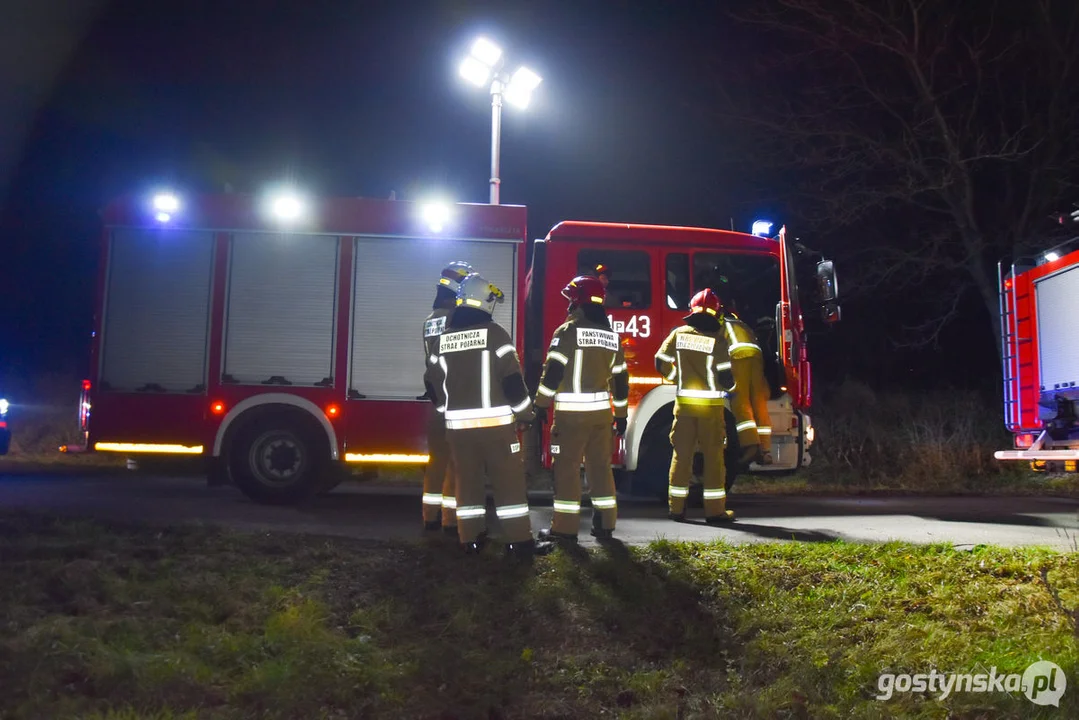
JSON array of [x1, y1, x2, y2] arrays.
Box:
[[632, 408, 674, 501], [228, 412, 328, 505]]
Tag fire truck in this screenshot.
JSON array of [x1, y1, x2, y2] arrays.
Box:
[[995, 223, 1079, 472], [65, 190, 840, 504]]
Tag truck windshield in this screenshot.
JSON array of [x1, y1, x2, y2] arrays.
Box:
[[692, 252, 781, 327], [693, 251, 784, 393]]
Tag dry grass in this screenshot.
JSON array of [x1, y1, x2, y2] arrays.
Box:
[[783, 380, 1079, 494]]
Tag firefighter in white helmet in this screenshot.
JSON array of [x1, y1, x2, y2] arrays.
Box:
[[721, 297, 773, 465], [420, 261, 473, 533], [534, 275, 629, 545], [654, 289, 736, 523], [424, 273, 553, 561]]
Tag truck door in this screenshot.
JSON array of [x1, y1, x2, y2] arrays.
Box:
[[778, 228, 809, 407]]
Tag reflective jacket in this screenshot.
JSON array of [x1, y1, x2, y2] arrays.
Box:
[[425, 318, 534, 430], [723, 314, 762, 360], [535, 310, 630, 417], [654, 326, 735, 409]]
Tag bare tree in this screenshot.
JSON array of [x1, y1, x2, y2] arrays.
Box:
[[715, 0, 1079, 355]]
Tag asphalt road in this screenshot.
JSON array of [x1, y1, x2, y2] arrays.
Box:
[[1, 470, 1077, 550]]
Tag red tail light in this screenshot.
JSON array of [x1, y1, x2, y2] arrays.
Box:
[[78, 381, 91, 433], [1015, 433, 1035, 449]]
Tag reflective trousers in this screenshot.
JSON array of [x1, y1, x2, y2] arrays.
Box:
[[668, 405, 728, 516], [423, 410, 457, 527], [549, 409, 618, 535], [730, 355, 772, 454], [447, 423, 533, 544]]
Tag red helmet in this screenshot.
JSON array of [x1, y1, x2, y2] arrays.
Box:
[[562, 275, 606, 305], [688, 288, 722, 317]]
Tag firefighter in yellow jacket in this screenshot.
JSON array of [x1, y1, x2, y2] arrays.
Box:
[[424, 273, 553, 561], [722, 304, 773, 465], [534, 275, 629, 544], [654, 289, 736, 523], [420, 261, 473, 533]]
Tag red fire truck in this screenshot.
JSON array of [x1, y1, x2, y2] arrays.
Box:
[[66, 190, 839, 503], [995, 227, 1079, 472]]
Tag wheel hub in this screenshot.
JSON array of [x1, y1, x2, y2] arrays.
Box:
[[254, 435, 303, 482]]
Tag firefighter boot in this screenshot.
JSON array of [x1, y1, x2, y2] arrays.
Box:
[[705, 510, 736, 524], [590, 512, 614, 541], [462, 531, 489, 555], [506, 538, 555, 564], [538, 527, 579, 545]]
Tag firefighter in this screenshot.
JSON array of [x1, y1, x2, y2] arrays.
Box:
[[534, 275, 629, 544], [654, 289, 736, 523], [592, 263, 612, 289], [722, 299, 773, 465], [420, 261, 473, 533], [424, 273, 553, 561]]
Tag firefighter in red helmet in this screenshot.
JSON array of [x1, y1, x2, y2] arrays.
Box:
[[420, 261, 473, 533], [654, 288, 736, 523], [534, 275, 630, 544]]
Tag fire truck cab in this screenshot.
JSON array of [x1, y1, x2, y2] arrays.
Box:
[[996, 229, 1079, 472], [525, 220, 838, 498]]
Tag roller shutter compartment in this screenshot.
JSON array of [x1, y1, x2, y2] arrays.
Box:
[[100, 229, 214, 393], [350, 237, 517, 399], [1035, 263, 1079, 393], [223, 233, 340, 387]]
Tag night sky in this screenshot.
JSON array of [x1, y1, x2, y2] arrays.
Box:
[[0, 0, 1005, 394]]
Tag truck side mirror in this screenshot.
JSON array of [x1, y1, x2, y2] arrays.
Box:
[[816, 260, 841, 325], [816, 260, 838, 302]]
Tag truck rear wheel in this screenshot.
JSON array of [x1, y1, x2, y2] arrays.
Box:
[[633, 409, 673, 501], [229, 412, 328, 505]]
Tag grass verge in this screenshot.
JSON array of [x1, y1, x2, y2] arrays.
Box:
[[1, 513, 1076, 719]]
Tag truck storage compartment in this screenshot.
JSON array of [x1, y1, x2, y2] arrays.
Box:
[[100, 228, 214, 393], [222, 233, 340, 387], [349, 237, 518, 400], [1035, 263, 1079, 396]]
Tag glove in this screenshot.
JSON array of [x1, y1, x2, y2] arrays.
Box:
[[535, 406, 549, 425], [613, 417, 627, 436]]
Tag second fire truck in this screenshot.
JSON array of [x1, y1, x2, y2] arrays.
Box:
[[995, 212, 1079, 472], [67, 190, 840, 503]]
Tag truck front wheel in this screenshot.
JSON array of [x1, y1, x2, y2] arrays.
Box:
[[229, 413, 327, 505]]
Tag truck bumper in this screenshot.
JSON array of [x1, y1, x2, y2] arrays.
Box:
[[994, 449, 1079, 460], [996, 429, 1079, 462]]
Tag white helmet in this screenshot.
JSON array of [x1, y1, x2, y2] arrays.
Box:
[[438, 261, 474, 293], [456, 273, 505, 316]]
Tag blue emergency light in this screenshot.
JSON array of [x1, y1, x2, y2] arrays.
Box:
[[751, 220, 773, 237]]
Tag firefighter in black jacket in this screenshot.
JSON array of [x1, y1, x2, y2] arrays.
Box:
[[424, 273, 554, 561], [420, 261, 473, 532]]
